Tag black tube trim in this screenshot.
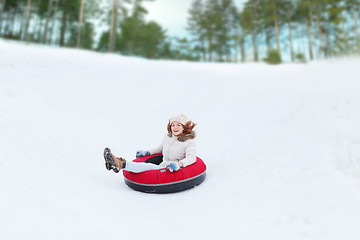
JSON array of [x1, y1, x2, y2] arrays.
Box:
[[123, 171, 206, 194]]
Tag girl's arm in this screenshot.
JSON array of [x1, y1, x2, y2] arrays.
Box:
[[148, 136, 165, 155], [179, 141, 197, 167], [148, 145, 162, 155]]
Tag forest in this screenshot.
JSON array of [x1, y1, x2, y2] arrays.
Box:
[[0, 0, 359, 63]]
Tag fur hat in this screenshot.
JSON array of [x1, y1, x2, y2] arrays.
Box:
[[170, 114, 188, 125]]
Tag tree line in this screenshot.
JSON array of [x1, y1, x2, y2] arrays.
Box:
[[188, 0, 360, 62], [0, 0, 359, 63]]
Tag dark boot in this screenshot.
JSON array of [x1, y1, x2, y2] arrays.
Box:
[[103, 147, 126, 173]]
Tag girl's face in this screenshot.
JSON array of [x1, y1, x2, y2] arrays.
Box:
[[171, 121, 184, 136]]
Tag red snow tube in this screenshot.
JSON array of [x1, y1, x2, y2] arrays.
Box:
[[123, 154, 206, 193]]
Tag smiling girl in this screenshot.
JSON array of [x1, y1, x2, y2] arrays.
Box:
[[104, 114, 197, 173]]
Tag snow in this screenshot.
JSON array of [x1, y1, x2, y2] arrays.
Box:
[[1, 38, 360, 239]]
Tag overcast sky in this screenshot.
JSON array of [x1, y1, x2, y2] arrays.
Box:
[[142, 0, 246, 38]]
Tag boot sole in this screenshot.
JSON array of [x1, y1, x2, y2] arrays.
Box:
[[104, 148, 120, 173]]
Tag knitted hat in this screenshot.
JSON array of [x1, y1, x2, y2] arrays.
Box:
[[170, 114, 188, 125]]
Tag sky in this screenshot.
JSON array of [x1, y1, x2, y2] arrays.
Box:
[[142, 0, 247, 38]]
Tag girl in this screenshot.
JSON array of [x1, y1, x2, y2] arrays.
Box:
[[103, 114, 197, 173]]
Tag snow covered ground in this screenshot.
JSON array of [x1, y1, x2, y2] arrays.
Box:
[[1, 38, 360, 240]]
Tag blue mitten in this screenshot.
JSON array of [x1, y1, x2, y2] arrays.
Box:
[[166, 162, 181, 172], [136, 150, 149, 158]]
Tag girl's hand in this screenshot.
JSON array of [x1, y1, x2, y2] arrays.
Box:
[[166, 162, 181, 172], [136, 150, 149, 158]]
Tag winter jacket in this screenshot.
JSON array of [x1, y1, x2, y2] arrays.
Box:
[[149, 132, 197, 168]]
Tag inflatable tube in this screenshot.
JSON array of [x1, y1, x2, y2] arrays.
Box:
[[123, 154, 206, 193]]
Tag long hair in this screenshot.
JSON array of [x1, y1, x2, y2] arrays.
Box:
[[167, 120, 197, 137]]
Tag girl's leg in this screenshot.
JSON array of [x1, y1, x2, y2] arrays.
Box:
[[105, 148, 162, 173], [124, 161, 163, 173]]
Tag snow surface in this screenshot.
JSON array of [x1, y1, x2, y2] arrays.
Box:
[[1, 38, 360, 240]]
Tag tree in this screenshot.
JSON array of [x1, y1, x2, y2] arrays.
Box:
[[187, 0, 207, 61], [20, 0, 32, 41], [306, 0, 314, 59], [216, 0, 238, 61], [240, 0, 260, 61], [1, 0, 22, 38], [264, 48, 282, 64], [48, 0, 59, 45], [188, 0, 243, 62], [118, 1, 165, 58], [58, 0, 81, 47], [42, 0, 53, 44], [97, 0, 166, 58], [284, 0, 296, 61], [1, 0, 360, 62], [76, 0, 84, 48], [324, 0, 347, 56], [109, 0, 119, 52], [271, 0, 281, 53], [313, 0, 325, 56], [344, 0, 360, 50], [0, 0, 6, 34], [142, 21, 166, 58], [118, 0, 148, 55], [203, 0, 218, 61], [294, 0, 314, 60]]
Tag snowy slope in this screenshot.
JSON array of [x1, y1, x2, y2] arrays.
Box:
[[1, 38, 360, 240]]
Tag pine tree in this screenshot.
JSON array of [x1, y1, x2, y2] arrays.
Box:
[[217, 0, 238, 62], [187, 0, 207, 61], [294, 0, 313, 60], [204, 0, 219, 61], [313, 0, 325, 57], [142, 21, 166, 58], [42, 0, 52, 44], [240, 0, 260, 61], [0, 0, 6, 34], [284, 0, 296, 61], [324, 0, 347, 56], [58, 0, 81, 47], [76, 0, 85, 48], [271, 0, 281, 53], [48, 0, 59, 45], [344, 0, 360, 51], [109, 0, 119, 52], [20, 0, 32, 41]]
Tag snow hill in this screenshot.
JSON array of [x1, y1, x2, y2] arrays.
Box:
[[1, 38, 360, 240]]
